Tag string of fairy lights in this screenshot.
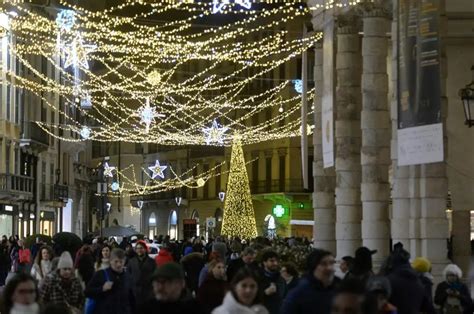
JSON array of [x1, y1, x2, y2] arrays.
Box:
[[0, 0, 362, 197]]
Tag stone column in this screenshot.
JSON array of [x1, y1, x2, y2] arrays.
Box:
[[335, 16, 362, 258], [390, 0, 411, 252], [313, 42, 336, 253], [360, 5, 391, 259]]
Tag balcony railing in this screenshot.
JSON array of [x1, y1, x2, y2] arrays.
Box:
[[250, 179, 307, 194], [0, 173, 34, 197], [21, 121, 49, 149], [41, 184, 69, 202]]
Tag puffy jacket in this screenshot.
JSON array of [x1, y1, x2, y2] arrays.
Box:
[[155, 248, 174, 266]]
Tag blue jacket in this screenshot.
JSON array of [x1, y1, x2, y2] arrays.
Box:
[[280, 275, 338, 314]]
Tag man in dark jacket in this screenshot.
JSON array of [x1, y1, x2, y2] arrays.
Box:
[[387, 249, 435, 314], [226, 247, 257, 282], [259, 250, 286, 314], [140, 262, 204, 314], [127, 240, 156, 308], [281, 249, 339, 314], [85, 248, 134, 314]]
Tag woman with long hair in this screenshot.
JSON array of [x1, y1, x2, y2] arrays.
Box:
[[213, 268, 268, 314], [30, 246, 54, 283], [197, 258, 229, 313], [2, 273, 40, 314], [74, 245, 95, 288], [95, 244, 111, 271]]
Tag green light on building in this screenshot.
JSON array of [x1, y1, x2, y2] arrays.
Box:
[[273, 204, 286, 218]]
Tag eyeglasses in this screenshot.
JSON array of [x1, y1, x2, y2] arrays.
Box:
[[17, 289, 36, 295]]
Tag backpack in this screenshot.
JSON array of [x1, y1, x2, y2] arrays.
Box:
[[19, 249, 31, 264]]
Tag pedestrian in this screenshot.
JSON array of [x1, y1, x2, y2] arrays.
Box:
[[180, 251, 205, 295], [154, 244, 174, 267], [411, 257, 434, 303], [1, 273, 40, 314], [226, 247, 258, 282], [139, 262, 204, 313], [9, 238, 19, 274], [126, 240, 156, 308], [85, 248, 134, 314], [16, 240, 31, 275], [30, 245, 53, 283], [386, 249, 434, 314], [331, 279, 377, 314], [212, 268, 268, 314], [75, 245, 95, 289], [335, 256, 353, 280], [212, 237, 227, 262], [280, 262, 299, 292], [345, 247, 375, 285], [95, 244, 111, 271], [366, 276, 397, 314], [434, 264, 472, 314], [281, 249, 339, 314], [39, 251, 84, 311], [259, 250, 286, 314], [197, 258, 229, 313], [30, 238, 44, 262], [198, 251, 221, 287], [0, 238, 11, 286]]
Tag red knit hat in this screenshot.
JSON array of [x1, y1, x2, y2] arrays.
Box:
[[136, 240, 149, 253]]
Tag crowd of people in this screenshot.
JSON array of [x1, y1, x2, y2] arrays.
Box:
[[0, 233, 472, 314]]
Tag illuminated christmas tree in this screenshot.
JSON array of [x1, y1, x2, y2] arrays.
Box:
[[221, 137, 258, 239]]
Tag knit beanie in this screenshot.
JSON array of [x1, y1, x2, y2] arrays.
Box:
[[412, 257, 431, 273], [57, 251, 74, 269]]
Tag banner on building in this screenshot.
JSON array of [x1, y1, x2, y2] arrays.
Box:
[[322, 21, 334, 168], [397, 0, 443, 166]]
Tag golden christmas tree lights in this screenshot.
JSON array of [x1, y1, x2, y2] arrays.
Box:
[[221, 136, 258, 239]]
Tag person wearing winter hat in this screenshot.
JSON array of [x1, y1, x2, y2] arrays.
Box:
[[345, 247, 376, 285], [411, 257, 434, 303], [140, 262, 204, 314], [127, 239, 156, 308], [434, 264, 472, 314], [366, 276, 397, 314], [281, 249, 338, 314], [39, 251, 84, 310]]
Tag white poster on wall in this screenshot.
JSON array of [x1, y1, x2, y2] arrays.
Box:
[[322, 20, 334, 168], [397, 123, 444, 166], [62, 198, 73, 232]]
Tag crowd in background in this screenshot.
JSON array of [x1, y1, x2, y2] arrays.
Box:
[[0, 233, 472, 314]]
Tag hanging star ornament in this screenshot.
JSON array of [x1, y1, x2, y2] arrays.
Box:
[[63, 36, 96, 69], [103, 162, 116, 178], [292, 79, 303, 94], [203, 119, 229, 145], [137, 97, 165, 133], [148, 160, 167, 179], [212, 0, 252, 13], [56, 10, 76, 31]]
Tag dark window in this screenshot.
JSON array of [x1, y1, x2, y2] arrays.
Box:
[[265, 157, 272, 193], [279, 155, 285, 192], [296, 57, 302, 79], [192, 167, 198, 199], [215, 164, 221, 197]]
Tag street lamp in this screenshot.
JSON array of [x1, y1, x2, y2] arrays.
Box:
[[459, 65, 474, 127]]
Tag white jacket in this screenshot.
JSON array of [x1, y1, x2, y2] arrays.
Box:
[[212, 292, 269, 314]]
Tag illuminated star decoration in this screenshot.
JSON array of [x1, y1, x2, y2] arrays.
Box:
[[56, 10, 75, 31], [80, 126, 91, 139], [63, 36, 97, 69], [148, 160, 167, 179], [292, 79, 303, 94], [137, 97, 165, 133], [212, 0, 252, 14], [203, 119, 229, 145], [103, 162, 116, 178]]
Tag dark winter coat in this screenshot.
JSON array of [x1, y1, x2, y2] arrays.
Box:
[[139, 291, 204, 314], [280, 274, 338, 314], [434, 281, 472, 314], [285, 277, 299, 292], [197, 275, 229, 314], [181, 252, 205, 294], [226, 259, 259, 282], [126, 255, 156, 306], [259, 269, 286, 314], [388, 265, 435, 314], [85, 267, 134, 314]]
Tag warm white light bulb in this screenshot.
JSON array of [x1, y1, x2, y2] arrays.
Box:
[[279, 106, 283, 113]]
